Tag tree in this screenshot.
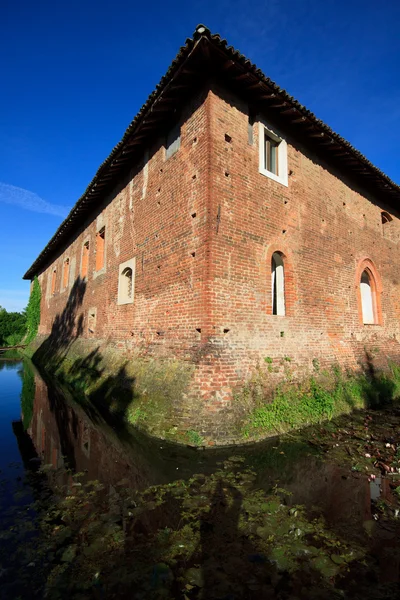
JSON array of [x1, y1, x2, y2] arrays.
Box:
[[0, 306, 27, 346]]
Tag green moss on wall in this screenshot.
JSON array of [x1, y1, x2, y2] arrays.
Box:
[[30, 336, 195, 443]]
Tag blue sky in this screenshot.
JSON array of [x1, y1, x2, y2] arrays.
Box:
[[1, 0, 399, 311]]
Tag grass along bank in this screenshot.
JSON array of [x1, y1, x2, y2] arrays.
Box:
[[241, 361, 400, 439]]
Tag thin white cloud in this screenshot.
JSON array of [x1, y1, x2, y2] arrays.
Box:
[[0, 182, 70, 218]]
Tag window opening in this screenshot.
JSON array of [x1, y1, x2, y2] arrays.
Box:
[[265, 135, 279, 175], [271, 252, 285, 316], [51, 269, 57, 295], [259, 123, 288, 186], [360, 270, 375, 324], [96, 228, 105, 271], [62, 258, 70, 289], [81, 241, 89, 278], [122, 267, 133, 299], [165, 123, 181, 159]]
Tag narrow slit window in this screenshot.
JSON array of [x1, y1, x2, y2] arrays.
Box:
[[360, 270, 375, 324], [51, 269, 57, 295], [122, 268, 133, 298], [62, 258, 70, 289], [81, 241, 89, 278], [96, 228, 105, 271], [271, 252, 285, 316]]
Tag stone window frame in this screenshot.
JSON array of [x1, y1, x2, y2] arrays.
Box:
[[259, 121, 288, 187], [355, 258, 383, 326], [117, 257, 136, 305]]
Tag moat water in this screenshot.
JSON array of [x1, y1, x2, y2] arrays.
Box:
[[1, 357, 400, 599]]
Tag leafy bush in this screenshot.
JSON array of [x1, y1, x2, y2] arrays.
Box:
[[25, 276, 41, 343], [0, 305, 26, 346]]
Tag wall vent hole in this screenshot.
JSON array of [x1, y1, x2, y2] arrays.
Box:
[[224, 134, 232, 143], [191, 212, 197, 218], [196, 328, 201, 333], [191, 252, 196, 257], [282, 229, 287, 234], [223, 328, 230, 334], [225, 171, 230, 177], [192, 174, 197, 180], [193, 137, 197, 144], [159, 168, 163, 174]]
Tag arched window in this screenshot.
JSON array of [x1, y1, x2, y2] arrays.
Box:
[[121, 267, 133, 299], [271, 252, 285, 316], [360, 270, 375, 324], [117, 258, 136, 305], [381, 211, 393, 238], [356, 259, 382, 326], [381, 211, 392, 225]]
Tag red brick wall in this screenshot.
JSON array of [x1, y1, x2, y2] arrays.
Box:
[[38, 87, 212, 361], [35, 82, 400, 438], [191, 84, 400, 417]]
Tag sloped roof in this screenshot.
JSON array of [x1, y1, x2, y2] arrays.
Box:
[[23, 25, 400, 280]]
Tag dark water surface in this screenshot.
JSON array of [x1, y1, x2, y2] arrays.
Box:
[[1, 358, 400, 599]]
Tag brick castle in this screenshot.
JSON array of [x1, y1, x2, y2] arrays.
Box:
[[24, 26, 400, 442]]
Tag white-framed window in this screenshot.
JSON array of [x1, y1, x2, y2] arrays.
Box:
[[259, 122, 288, 186], [271, 252, 285, 316], [117, 257, 136, 305]]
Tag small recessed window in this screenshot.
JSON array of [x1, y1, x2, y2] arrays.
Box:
[[88, 308, 97, 334], [165, 123, 181, 159], [96, 227, 105, 271], [259, 123, 288, 186], [81, 241, 89, 278], [118, 258, 136, 305], [360, 270, 376, 324], [62, 258, 70, 289], [51, 269, 57, 295], [271, 252, 285, 316]]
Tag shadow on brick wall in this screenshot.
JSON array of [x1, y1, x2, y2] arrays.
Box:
[[34, 276, 87, 368], [33, 276, 138, 434]]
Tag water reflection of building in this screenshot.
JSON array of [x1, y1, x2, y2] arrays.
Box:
[[266, 455, 400, 583], [27, 373, 196, 494]]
